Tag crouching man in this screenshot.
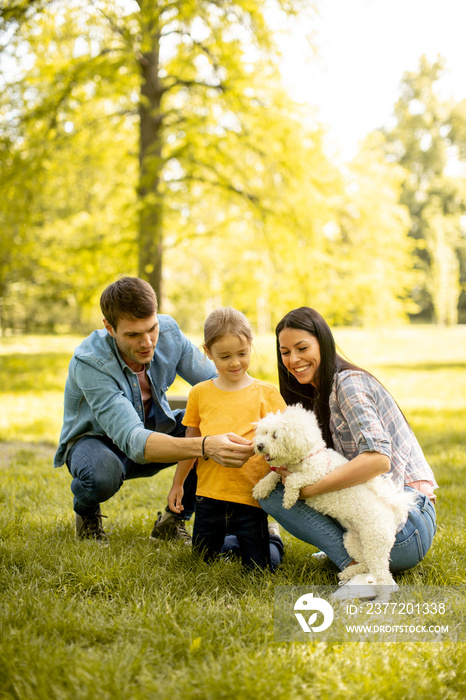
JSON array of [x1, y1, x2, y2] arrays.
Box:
[[54, 277, 253, 542]]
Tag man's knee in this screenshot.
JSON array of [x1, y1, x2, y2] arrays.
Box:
[[92, 462, 124, 500], [68, 438, 125, 502]]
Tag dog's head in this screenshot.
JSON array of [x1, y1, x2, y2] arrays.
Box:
[[253, 404, 325, 468]]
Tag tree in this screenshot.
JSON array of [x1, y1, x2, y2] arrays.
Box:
[[129, 0, 313, 301], [1, 0, 315, 318], [382, 56, 466, 325], [323, 132, 415, 326], [0, 0, 139, 331], [1, 1, 423, 332], [450, 99, 466, 323], [162, 94, 344, 332]]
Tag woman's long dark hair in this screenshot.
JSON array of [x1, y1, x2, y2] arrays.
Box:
[[276, 307, 363, 448]]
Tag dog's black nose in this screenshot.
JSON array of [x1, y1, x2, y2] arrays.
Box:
[[256, 443, 264, 452]]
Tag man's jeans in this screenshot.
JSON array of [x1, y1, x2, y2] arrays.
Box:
[[259, 484, 436, 572], [67, 414, 196, 519]]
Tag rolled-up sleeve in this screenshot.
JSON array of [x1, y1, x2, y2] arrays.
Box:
[[332, 372, 392, 460], [330, 369, 436, 488]]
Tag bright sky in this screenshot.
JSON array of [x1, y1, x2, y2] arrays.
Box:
[[278, 0, 466, 161]]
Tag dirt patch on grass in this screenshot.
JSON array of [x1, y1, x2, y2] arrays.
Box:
[[0, 441, 56, 468]]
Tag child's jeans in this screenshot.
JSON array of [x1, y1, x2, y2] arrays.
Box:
[[193, 495, 283, 571], [221, 532, 284, 572]]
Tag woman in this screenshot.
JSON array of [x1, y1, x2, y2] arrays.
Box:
[[258, 307, 437, 595]]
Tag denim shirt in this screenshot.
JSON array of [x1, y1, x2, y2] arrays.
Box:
[[54, 315, 216, 467]]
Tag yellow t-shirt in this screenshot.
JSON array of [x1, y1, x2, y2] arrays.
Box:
[[183, 378, 286, 507]]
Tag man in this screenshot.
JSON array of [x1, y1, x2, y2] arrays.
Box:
[[54, 277, 253, 541]]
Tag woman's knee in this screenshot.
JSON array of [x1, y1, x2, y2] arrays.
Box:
[[258, 487, 284, 518]]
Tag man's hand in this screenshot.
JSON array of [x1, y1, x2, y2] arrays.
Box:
[[144, 430, 254, 467], [204, 433, 254, 468]]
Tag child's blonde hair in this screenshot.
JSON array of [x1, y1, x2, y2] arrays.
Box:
[[203, 307, 253, 350]]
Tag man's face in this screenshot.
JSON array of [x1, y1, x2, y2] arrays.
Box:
[[104, 313, 159, 371]]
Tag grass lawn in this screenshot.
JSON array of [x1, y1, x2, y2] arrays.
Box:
[[0, 327, 465, 699]]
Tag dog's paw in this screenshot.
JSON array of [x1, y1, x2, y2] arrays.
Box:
[[338, 568, 353, 582], [252, 487, 264, 500], [252, 484, 271, 500], [282, 496, 298, 510], [338, 563, 368, 581]]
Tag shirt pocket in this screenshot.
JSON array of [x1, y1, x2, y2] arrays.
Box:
[[163, 369, 176, 393]]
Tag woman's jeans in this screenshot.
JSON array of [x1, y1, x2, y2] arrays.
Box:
[[193, 495, 284, 571], [67, 414, 196, 519], [259, 484, 436, 573]]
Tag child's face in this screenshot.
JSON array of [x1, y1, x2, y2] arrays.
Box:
[[205, 333, 251, 385]]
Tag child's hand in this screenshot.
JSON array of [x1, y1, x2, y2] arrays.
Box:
[[168, 484, 184, 514]]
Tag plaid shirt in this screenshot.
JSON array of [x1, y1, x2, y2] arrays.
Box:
[[329, 370, 437, 490]]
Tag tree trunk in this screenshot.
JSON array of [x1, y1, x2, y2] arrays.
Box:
[[429, 222, 460, 326], [137, 25, 164, 305]]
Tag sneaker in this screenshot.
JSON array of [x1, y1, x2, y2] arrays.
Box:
[[75, 507, 107, 541], [268, 521, 281, 538], [330, 573, 399, 603], [312, 551, 328, 561], [149, 510, 192, 545]]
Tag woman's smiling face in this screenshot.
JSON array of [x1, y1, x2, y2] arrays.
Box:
[[278, 327, 321, 388]]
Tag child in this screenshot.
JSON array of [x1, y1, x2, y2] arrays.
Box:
[[167, 307, 286, 570]]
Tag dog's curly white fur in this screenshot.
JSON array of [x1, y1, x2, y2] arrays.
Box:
[[252, 404, 416, 591]]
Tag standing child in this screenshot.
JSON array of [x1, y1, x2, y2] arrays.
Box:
[[167, 308, 286, 570]]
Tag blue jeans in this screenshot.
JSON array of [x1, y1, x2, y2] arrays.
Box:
[[258, 484, 436, 573], [221, 533, 284, 573], [67, 413, 196, 519], [193, 495, 283, 571]]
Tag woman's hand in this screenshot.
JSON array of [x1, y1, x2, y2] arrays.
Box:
[[270, 465, 292, 484]]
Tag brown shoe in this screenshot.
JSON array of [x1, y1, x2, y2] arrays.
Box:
[[75, 507, 107, 541], [149, 510, 192, 545]]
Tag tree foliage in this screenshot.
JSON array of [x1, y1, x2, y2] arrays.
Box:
[[1, 0, 139, 330], [382, 56, 466, 325], [0, 0, 433, 333]]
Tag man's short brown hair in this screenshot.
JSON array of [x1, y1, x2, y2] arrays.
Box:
[[100, 277, 158, 330]]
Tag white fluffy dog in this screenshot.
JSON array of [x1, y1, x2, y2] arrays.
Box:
[[252, 404, 416, 593]]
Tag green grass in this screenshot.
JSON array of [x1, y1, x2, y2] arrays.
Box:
[[0, 327, 465, 699]]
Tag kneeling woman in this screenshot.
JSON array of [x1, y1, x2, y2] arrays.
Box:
[[258, 307, 437, 591]]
